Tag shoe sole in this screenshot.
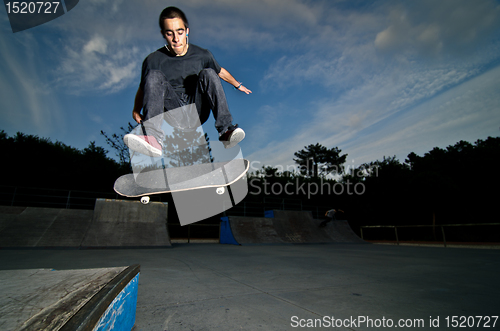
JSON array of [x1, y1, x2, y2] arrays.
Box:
[[124, 134, 162, 157], [222, 128, 245, 149]]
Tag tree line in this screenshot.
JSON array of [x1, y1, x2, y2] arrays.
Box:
[[2, 128, 498, 241], [0, 130, 128, 191], [249, 138, 499, 241]]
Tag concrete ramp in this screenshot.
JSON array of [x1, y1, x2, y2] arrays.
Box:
[[0, 199, 171, 248], [220, 210, 365, 245], [0, 206, 93, 248], [0, 265, 140, 331], [82, 199, 170, 248]]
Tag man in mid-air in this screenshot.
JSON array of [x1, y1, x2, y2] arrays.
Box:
[[124, 6, 251, 157]]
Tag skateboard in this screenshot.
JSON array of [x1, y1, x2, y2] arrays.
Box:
[[114, 159, 249, 204]]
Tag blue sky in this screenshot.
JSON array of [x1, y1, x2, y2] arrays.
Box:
[[1, 0, 500, 173]]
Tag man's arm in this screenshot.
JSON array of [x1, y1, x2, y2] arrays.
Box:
[[219, 68, 252, 94], [132, 87, 144, 124]]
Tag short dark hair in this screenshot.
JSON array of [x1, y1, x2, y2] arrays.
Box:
[[159, 7, 189, 30]]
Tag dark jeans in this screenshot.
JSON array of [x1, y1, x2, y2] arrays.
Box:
[[139, 69, 233, 146]]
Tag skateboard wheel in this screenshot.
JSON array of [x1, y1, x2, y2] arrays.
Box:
[[140, 196, 150, 204], [216, 187, 225, 195]]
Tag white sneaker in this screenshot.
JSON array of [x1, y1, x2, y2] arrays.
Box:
[[219, 125, 245, 149], [123, 134, 162, 157]]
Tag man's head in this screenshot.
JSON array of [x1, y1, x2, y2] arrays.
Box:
[[159, 6, 189, 30], [159, 7, 190, 56]]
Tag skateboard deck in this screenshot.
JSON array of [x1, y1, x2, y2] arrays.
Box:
[[114, 159, 249, 198]]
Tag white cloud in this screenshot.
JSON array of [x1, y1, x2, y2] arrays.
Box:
[[374, 0, 500, 56], [263, 0, 500, 90], [54, 36, 142, 94], [83, 36, 107, 54], [37, 1, 163, 94]]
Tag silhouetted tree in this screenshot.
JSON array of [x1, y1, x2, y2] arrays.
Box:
[[101, 123, 134, 166], [294, 143, 347, 177], [163, 128, 212, 167]]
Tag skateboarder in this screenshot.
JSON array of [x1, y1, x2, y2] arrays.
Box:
[[319, 209, 344, 227], [124, 6, 251, 157]]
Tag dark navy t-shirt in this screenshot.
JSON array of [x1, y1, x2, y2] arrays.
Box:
[[140, 44, 222, 95]]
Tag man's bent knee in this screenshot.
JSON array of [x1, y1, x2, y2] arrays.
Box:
[[199, 68, 218, 80], [144, 70, 168, 88]]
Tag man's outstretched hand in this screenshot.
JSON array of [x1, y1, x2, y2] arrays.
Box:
[[237, 85, 252, 94], [219, 68, 252, 95]]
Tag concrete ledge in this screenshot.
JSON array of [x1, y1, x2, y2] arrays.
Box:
[[0, 265, 140, 331], [62, 265, 140, 331]]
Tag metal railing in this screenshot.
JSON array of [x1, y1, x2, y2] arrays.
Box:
[[360, 223, 500, 247], [0, 185, 169, 209], [0, 185, 329, 216]]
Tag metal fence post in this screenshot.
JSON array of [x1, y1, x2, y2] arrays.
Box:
[[66, 190, 71, 209], [441, 226, 447, 248], [394, 226, 399, 245]]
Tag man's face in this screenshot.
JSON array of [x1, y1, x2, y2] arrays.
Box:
[[161, 18, 189, 56]]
